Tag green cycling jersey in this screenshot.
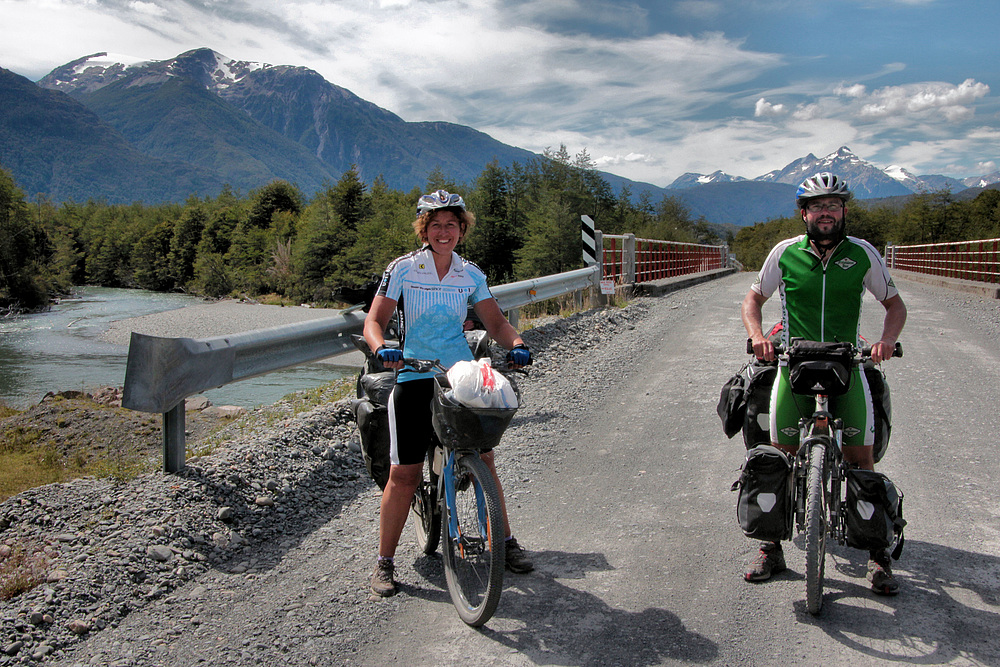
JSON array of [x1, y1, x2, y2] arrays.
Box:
[[751, 234, 898, 346]]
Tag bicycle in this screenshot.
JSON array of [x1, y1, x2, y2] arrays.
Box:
[[747, 338, 902, 614], [402, 357, 522, 627]]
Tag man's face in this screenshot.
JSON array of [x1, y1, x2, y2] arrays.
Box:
[[802, 196, 846, 243]]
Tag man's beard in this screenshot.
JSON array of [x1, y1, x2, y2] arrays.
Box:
[[806, 214, 846, 247]]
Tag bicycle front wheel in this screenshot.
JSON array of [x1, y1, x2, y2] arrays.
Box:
[[441, 453, 505, 627], [804, 442, 828, 615], [411, 459, 441, 555]]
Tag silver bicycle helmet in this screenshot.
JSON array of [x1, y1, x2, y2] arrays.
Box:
[[795, 172, 852, 209], [416, 189, 465, 216]]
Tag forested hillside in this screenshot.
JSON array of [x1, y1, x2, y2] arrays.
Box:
[[0, 147, 715, 311], [732, 190, 1000, 270]]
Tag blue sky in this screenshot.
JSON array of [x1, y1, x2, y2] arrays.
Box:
[[2, 0, 998, 187]]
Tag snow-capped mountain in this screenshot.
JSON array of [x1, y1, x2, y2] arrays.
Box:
[[668, 170, 747, 189], [23, 48, 545, 200], [962, 171, 1000, 189], [673, 146, 995, 199], [40, 49, 271, 96]]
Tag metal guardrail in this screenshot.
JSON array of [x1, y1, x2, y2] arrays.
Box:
[[124, 231, 738, 473], [123, 266, 599, 472]]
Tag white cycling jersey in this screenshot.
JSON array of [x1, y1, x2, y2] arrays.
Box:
[[377, 246, 493, 382]]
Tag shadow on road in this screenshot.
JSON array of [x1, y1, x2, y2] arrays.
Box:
[[475, 549, 718, 666], [798, 539, 1000, 664]]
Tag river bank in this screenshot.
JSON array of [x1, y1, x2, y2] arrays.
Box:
[[98, 299, 347, 347], [0, 290, 361, 410]]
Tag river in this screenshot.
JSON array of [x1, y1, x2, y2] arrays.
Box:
[[0, 287, 354, 410]]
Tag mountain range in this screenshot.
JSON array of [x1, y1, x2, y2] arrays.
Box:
[[2, 48, 999, 226]]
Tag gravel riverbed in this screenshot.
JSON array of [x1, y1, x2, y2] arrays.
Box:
[[1, 295, 660, 666]]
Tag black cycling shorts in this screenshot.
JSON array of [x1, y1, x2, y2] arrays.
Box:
[[387, 379, 440, 466]]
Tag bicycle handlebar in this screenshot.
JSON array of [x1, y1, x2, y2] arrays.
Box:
[[746, 338, 904, 360], [398, 358, 529, 376]]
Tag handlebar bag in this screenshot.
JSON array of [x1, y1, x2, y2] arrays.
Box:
[[845, 469, 906, 559], [787, 341, 853, 396], [732, 444, 794, 542]]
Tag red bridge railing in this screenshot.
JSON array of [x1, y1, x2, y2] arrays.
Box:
[[885, 238, 1000, 285], [601, 235, 729, 284]]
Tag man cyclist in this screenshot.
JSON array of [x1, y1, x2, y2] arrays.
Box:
[[741, 172, 907, 595]]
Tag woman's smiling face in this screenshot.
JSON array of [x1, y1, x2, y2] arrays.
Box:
[[425, 210, 463, 254]]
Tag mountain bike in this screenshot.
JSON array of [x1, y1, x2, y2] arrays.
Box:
[[402, 357, 522, 627], [748, 338, 902, 614]]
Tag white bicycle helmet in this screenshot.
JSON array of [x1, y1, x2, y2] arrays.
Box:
[[796, 172, 852, 209], [416, 189, 465, 216]]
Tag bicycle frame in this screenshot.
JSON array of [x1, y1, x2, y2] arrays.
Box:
[[399, 356, 516, 626], [792, 395, 847, 546]]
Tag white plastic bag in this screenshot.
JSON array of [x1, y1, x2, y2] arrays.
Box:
[[446, 359, 518, 409]]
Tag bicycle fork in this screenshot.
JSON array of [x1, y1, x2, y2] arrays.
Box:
[[793, 410, 847, 543], [441, 450, 490, 558]]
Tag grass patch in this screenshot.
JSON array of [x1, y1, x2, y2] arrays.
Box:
[[0, 406, 157, 501], [0, 401, 19, 420], [255, 293, 298, 306], [189, 378, 354, 460], [0, 426, 74, 502], [517, 288, 630, 330], [0, 542, 50, 601], [86, 450, 155, 484]]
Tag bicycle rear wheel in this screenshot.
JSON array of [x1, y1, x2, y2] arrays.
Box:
[[441, 453, 504, 627], [411, 459, 440, 555], [804, 442, 828, 615]]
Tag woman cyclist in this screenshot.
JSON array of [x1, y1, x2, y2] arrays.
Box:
[[363, 189, 534, 597]]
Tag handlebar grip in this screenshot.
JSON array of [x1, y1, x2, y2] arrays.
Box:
[[747, 338, 784, 356]]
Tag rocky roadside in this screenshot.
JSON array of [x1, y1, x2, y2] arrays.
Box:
[[0, 298, 659, 666]]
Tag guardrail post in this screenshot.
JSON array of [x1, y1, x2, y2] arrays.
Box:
[[507, 308, 520, 329], [594, 230, 607, 306], [624, 234, 636, 285], [163, 404, 186, 473]]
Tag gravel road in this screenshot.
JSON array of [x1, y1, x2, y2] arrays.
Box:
[[3, 274, 999, 666]]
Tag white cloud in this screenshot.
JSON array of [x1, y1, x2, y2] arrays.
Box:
[[754, 98, 786, 117], [835, 83, 866, 98], [858, 79, 989, 120], [128, 1, 167, 17]]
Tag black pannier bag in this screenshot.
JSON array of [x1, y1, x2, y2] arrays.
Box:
[[743, 363, 777, 450], [353, 397, 391, 490], [733, 444, 794, 541], [717, 362, 750, 438], [718, 361, 777, 446], [787, 340, 853, 396], [864, 363, 893, 463], [349, 335, 398, 490], [845, 468, 906, 558]]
